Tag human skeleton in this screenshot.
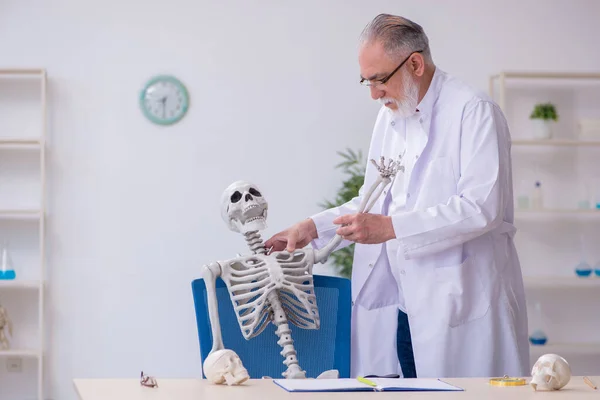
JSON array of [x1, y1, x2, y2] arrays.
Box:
[[0, 304, 13, 350], [201, 156, 403, 384]]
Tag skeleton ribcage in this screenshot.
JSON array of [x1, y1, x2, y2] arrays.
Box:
[[220, 250, 320, 340]]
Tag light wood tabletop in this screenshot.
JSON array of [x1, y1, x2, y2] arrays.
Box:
[[73, 376, 600, 399]]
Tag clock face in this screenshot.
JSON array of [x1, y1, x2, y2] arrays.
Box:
[[140, 75, 189, 125]]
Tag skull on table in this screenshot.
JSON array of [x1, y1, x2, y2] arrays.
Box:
[[203, 349, 250, 386], [530, 353, 571, 391]]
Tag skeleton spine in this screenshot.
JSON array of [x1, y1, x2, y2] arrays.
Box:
[[267, 292, 305, 378], [244, 231, 266, 254], [246, 231, 305, 378]]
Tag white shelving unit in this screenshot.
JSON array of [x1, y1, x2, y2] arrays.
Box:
[[0, 69, 47, 400], [490, 71, 600, 375]]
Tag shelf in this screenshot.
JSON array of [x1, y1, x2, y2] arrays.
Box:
[[0, 138, 43, 149], [0, 280, 41, 290], [516, 208, 600, 213], [0, 209, 42, 220], [515, 209, 600, 218], [512, 139, 600, 146], [530, 342, 600, 356], [0, 349, 40, 358], [489, 71, 600, 111], [524, 276, 600, 289], [493, 71, 600, 80], [491, 72, 600, 86], [0, 69, 45, 78]]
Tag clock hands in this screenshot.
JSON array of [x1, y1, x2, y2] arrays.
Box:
[[160, 96, 167, 119], [147, 88, 181, 120]]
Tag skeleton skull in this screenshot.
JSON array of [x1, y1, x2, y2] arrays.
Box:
[[530, 353, 571, 391], [221, 181, 268, 234], [203, 349, 249, 386]]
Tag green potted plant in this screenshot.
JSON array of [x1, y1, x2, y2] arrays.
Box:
[[530, 102, 558, 139], [318, 148, 365, 278]]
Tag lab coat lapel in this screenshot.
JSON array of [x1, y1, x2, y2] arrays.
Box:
[[404, 117, 430, 206], [405, 69, 445, 205]]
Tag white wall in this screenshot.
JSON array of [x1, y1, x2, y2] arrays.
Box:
[[1, 0, 599, 399]]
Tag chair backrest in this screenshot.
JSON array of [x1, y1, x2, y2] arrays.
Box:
[[191, 274, 351, 379]]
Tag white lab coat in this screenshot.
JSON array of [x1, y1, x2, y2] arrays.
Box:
[[310, 68, 530, 379]]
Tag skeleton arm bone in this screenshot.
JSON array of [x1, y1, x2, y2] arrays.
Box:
[[202, 261, 225, 354], [201, 262, 252, 387], [314, 174, 392, 264], [362, 176, 392, 214]]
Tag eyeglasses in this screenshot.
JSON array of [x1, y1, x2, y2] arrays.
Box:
[[140, 371, 158, 388], [360, 50, 423, 87]]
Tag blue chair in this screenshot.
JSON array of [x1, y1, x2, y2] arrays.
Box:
[[191, 274, 351, 379]]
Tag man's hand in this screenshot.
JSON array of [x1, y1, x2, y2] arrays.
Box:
[[333, 213, 396, 244], [264, 219, 318, 253]]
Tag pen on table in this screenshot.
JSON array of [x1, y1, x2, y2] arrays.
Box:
[[357, 376, 378, 387], [584, 376, 597, 390]]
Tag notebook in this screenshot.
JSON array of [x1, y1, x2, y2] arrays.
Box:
[[273, 378, 464, 392]]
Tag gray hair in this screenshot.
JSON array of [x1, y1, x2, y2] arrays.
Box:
[[360, 14, 433, 65]]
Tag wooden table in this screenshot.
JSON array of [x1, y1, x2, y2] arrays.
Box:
[[73, 376, 600, 399]]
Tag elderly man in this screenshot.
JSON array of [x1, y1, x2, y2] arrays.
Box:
[[265, 14, 529, 379]]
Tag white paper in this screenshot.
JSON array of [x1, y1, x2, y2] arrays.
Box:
[[274, 379, 374, 392], [370, 378, 462, 391], [273, 378, 463, 392]]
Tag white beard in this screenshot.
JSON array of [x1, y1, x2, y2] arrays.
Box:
[[379, 72, 420, 118]]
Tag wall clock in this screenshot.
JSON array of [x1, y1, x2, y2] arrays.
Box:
[[139, 75, 189, 125]]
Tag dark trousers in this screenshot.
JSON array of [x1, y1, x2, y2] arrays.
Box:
[[397, 309, 417, 378]]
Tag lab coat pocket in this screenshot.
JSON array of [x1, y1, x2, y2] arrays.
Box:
[[434, 255, 490, 328]]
